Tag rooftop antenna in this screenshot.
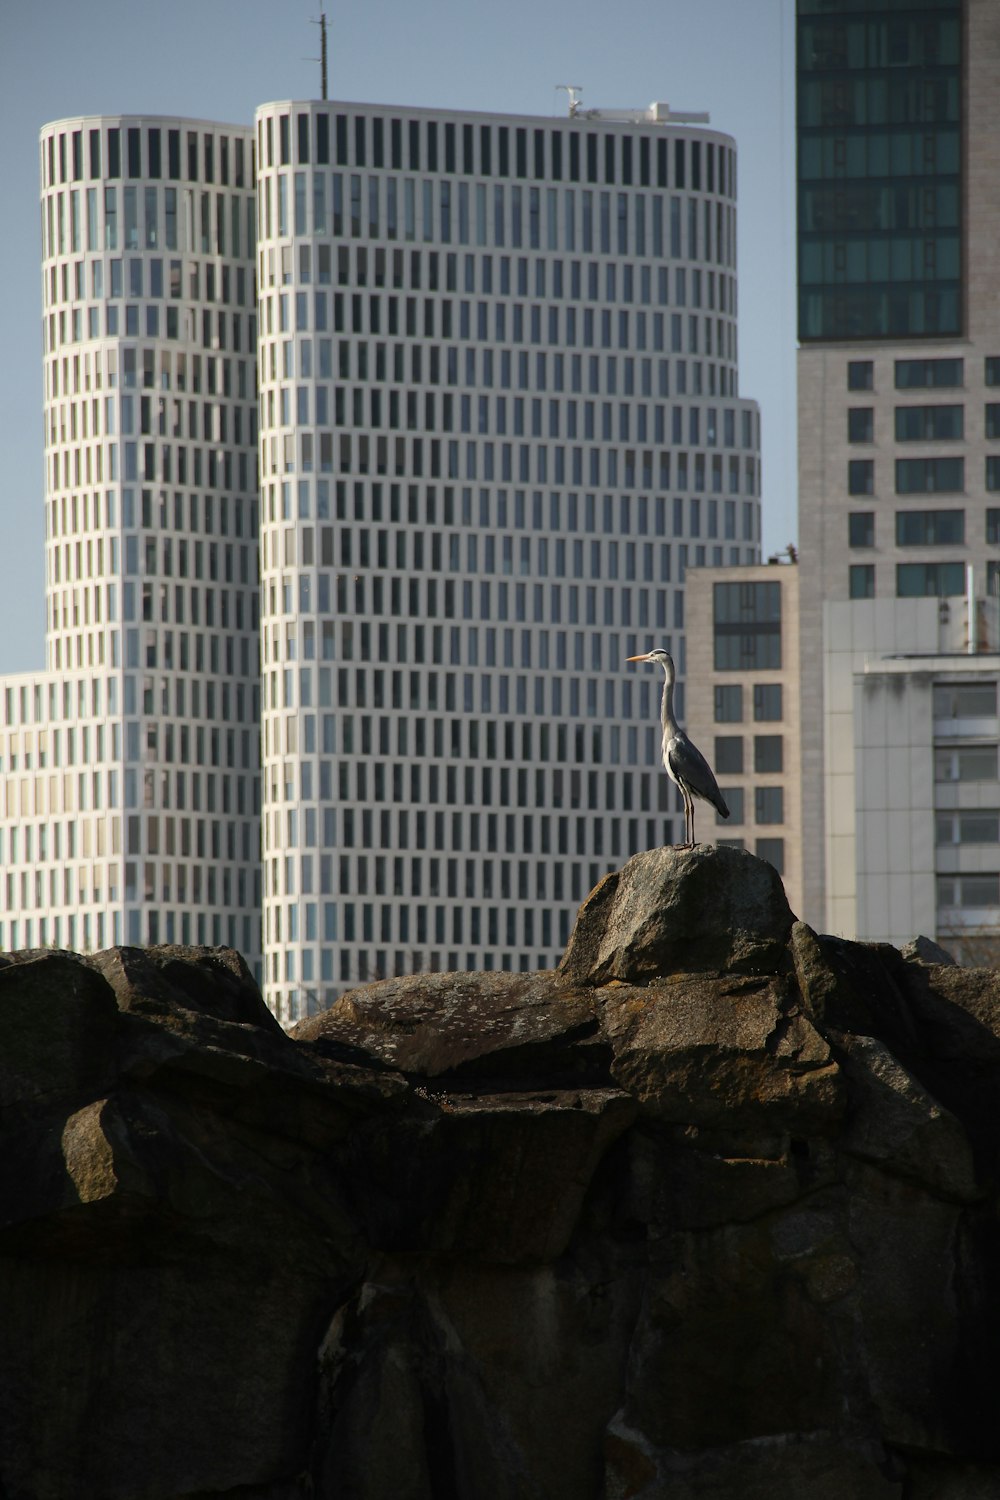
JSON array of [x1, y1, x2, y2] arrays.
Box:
[[308, 13, 329, 100], [556, 84, 583, 117]]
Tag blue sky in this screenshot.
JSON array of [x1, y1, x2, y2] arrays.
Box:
[[0, 0, 796, 675]]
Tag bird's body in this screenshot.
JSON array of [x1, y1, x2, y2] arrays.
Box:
[[627, 648, 730, 847]]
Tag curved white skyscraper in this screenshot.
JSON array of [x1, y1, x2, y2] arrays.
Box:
[[0, 116, 261, 962], [255, 100, 761, 1021]]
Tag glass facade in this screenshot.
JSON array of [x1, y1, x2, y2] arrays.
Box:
[[797, 0, 963, 340], [712, 581, 781, 670]]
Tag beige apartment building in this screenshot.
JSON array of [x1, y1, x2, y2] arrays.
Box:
[[797, 0, 1000, 938], [685, 559, 802, 916]]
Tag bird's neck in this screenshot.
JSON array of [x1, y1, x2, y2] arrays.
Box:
[[660, 666, 678, 736]]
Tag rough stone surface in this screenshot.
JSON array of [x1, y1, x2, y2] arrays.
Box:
[[899, 934, 957, 967], [86, 942, 281, 1030], [602, 973, 844, 1135], [292, 968, 607, 1085], [836, 1032, 978, 1201], [559, 843, 795, 985], [3, 848, 1000, 1499]]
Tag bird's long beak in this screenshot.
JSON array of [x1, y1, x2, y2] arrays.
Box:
[[626, 653, 652, 662]]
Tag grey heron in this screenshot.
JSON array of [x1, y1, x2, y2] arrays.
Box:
[[627, 647, 730, 847]]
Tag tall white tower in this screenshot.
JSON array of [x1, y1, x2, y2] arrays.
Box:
[[0, 116, 262, 964], [255, 99, 762, 1021]]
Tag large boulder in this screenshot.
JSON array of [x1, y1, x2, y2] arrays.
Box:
[[602, 972, 844, 1136], [292, 968, 608, 1086], [0, 951, 119, 1118], [836, 1032, 979, 1202], [86, 942, 280, 1030], [559, 844, 794, 985]]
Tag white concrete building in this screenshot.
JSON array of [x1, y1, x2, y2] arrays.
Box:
[[823, 590, 1000, 962], [253, 99, 762, 1020], [0, 116, 262, 965]]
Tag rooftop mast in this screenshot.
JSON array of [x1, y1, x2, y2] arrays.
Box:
[[310, 13, 329, 100]]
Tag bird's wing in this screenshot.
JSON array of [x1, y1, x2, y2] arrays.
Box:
[[667, 733, 730, 818]]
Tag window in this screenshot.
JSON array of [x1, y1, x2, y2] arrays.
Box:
[[755, 837, 784, 874], [937, 874, 1000, 908], [897, 562, 966, 598], [895, 510, 964, 546], [987, 458, 1000, 493], [848, 459, 874, 495], [895, 458, 963, 493], [719, 787, 743, 823], [986, 405, 1000, 439], [713, 581, 781, 671], [935, 810, 1000, 845], [754, 735, 783, 773], [985, 358, 1000, 388], [849, 512, 874, 547], [847, 360, 873, 392], [848, 408, 873, 442], [714, 684, 743, 722], [934, 745, 998, 782], [714, 736, 743, 774], [988, 510, 1000, 545], [895, 359, 963, 389], [849, 564, 875, 599], [753, 683, 782, 721], [754, 786, 784, 825], [933, 682, 997, 720], [894, 405, 963, 441]]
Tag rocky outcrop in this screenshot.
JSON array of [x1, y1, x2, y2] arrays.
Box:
[[2, 845, 1000, 1499]]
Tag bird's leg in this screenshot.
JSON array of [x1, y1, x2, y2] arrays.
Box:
[[677, 789, 695, 850]]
